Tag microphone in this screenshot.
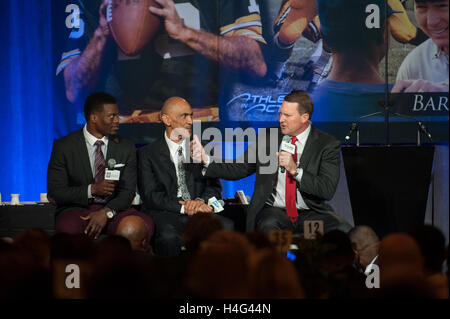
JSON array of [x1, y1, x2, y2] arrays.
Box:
[[345, 122, 357, 141], [418, 121, 433, 141], [208, 196, 224, 212], [235, 190, 249, 204], [107, 158, 117, 169], [280, 136, 295, 173], [105, 158, 120, 181]]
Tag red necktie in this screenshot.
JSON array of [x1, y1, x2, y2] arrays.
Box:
[[285, 136, 298, 223]]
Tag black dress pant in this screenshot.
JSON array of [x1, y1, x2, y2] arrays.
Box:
[[255, 205, 352, 236], [151, 211, 234, 256]]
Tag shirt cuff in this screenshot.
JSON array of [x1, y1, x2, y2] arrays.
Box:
[[180, 205, 185, 214], [294, 168, 304, 183], [88, 184, 93, 198]]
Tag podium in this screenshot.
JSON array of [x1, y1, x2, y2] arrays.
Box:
[[342, 146, 434, 239]]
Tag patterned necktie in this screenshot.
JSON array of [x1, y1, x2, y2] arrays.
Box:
[[94, 140, 105, 183], [285, 136, 298, 223], [94, 140, 107, 203], [177, 146, 191, 201]]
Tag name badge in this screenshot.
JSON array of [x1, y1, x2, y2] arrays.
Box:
[[105, 169, 120, 181], [281, 141, 296, 154]]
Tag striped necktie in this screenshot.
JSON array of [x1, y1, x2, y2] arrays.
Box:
[[94, 140, 107, 203]]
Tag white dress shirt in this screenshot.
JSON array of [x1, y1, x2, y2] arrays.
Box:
[[364, 255, 379, 276], [268, 123, 311, 210], [83, 125, 108, 198]]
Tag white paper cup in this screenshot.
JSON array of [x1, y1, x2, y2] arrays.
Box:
[[40, 193, 49, 203], [10, 194, 20, 205]]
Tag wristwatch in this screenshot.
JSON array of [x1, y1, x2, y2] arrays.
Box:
[[105, 207, 117, 219], [292, 167, 300, 177]]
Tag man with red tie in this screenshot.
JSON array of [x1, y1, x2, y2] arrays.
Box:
[[47, 92, 154, 241], [195, 90, 351, 235]]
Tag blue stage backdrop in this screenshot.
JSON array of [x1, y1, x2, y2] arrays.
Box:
[[0, 0, 55, 202]]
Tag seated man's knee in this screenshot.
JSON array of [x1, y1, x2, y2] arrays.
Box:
[[218, 216, 234, 230], [55, 211, 84, 234], [157, 224, 181, 242], [323, 212, 353, 234], [256, 215, 281, 234], [154, 223, 182, 256]]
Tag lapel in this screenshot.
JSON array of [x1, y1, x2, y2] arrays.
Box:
[[157, 138, 178, 188], [184, 161, 196, 193], [298, 125, 317, 170], [75, 129, 95, 184], [273, 127, 283, 180], [106, 135, 119, 164]]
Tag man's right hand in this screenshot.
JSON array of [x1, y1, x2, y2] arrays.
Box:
[[190, 135, 208, 165], [149, 0, 186, 41], [92, 180, 115, 197]]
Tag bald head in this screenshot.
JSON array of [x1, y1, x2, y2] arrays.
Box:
[[161, 97, 190, 115], [378, 233, 424, 277], [116, 216, 150, 252], [160, 97, 193, 142], [348, 226, 379, 249], [348, 225, 379, 268]]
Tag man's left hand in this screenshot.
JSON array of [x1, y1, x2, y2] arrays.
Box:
[[277, 151, 297, 176], [149, 0, 186, 41], [81, 209, 108, 239]]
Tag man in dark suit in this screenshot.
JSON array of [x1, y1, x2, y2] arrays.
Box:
[[193, 90, 351, 234], [138, 97, 233, 256], [47, 92, 154, 242]]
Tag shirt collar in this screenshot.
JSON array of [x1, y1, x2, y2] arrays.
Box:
[[364, 255, 379, 275], [433, 42, 449, 62], [294, 122, 312, 146], [164, 130, 187, 156], [83, 125, 109, 147]]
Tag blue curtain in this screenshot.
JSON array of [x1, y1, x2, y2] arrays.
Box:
[[0, 0, 55, 202]]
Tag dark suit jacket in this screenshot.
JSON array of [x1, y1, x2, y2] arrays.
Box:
[[138, 137, 222, 215], [205, 126, 341, 231], [47, 129, 137, 217]]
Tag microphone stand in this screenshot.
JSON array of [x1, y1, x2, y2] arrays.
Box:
[[346, 110, 433, 146], [383, 0, 390, 146]]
